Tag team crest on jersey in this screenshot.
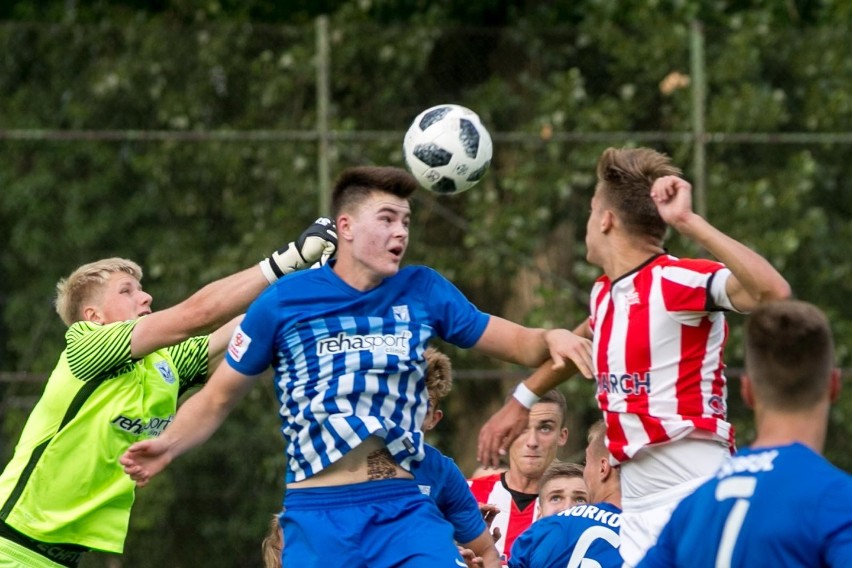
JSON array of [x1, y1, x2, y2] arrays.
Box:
[[155, 361, 176, 384], [228, 325, 252, 362], [392, 305, 410, 322]]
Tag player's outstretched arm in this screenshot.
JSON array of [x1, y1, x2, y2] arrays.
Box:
[[130, 218, 337, 359], [120, 364, 259, 486], [472, 316, 592, 376], [650, 176, 791, 311]]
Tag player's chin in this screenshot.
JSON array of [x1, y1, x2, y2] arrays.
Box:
[[379, 259, 402, 276]]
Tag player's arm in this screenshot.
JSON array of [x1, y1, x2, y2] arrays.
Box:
[[471, 316, 592, 377], [477, 320, 590, 468], [651, 176, 791, 312], [205, 315, 244, 377], [129, 218, 337, 359], [458, 529, 501, 568], [120, 362, 260, 486]]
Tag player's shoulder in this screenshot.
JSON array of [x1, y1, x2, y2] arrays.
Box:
[[657, 253, 725, 274], [397, 264, 445, 282], [467, 471, 502, 490], [66, 318, 135, 345]]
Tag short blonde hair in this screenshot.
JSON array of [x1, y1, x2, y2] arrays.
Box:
[[539, 461, 585, 494], [55, 258, 143, 326], [424, 347, 453, 404], [586, 419, 609, 462]]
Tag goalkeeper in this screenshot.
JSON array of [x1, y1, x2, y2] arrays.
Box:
[[0, 218, 337, 568]]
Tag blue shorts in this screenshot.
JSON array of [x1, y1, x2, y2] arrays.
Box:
[[282, 478, 465, 568]]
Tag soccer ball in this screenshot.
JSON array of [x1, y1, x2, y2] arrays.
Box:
[[403, 104, 493, 195]]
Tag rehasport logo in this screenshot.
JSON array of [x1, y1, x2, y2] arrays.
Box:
[[112, 414, 174, 437], [316, 330, 412, 357]]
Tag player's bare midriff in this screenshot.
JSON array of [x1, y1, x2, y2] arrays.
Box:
[[287, 435, 414, 488]]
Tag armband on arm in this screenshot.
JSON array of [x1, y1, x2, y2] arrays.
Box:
[[512, 382, 540, 409]]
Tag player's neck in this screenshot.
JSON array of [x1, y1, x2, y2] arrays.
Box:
[[504, 468, 541, 495], [592, 487, 622, 510], [331, 254, 384, 292], [604, 239, 665, 281], [751, 408, 828, 455]]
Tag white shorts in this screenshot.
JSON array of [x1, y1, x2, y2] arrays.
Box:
[[618, 437, 730, 567]]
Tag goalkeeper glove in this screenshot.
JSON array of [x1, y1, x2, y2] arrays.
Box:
[[259, 217, 338, 283]]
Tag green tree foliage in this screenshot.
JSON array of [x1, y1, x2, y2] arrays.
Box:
[[2, 2, 852, 566]]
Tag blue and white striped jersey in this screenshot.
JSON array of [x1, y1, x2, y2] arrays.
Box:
[[638, 443, 852, 568], [226, 262, 490, 483]]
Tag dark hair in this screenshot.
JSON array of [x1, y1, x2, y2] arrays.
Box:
[[595, 147, 682, 240], [745, 300, 835, 411], [331, 166, 419, 218]]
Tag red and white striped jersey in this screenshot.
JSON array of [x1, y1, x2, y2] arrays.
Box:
[[589, 253, 736, 464], [468, 472, 540, 564]]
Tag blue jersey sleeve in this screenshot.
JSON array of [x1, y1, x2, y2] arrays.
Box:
[[224, 284, 281, 376], [422, 267, 490, 348], [432, 454, 487, 544], [415, 445, 486, 545]]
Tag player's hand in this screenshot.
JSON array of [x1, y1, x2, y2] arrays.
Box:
[[260, 217, 338, 282], [295, 216, 338, 267], [477, 398, 529, 469], [650, 175, 695, 229], [119, 439, 173, 487], [544, 328, 593, 379], [479, 503, 502, 543], [458, 546, 484, 568]]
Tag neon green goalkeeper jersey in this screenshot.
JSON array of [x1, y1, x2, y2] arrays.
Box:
[[0, 318, 209, 553]]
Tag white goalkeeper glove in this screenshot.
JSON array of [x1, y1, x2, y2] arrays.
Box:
[[259, 217, 338, 283]]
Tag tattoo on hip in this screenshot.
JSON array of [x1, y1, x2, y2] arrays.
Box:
[[366, 448, 398, 480]]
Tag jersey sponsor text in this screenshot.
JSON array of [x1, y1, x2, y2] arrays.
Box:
[[596, 371, 652, 395], [316, 331, 412, 356], [111, 414, 174, 437]]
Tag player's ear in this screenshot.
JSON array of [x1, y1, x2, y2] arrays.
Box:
[[431, 408, 444, 427], [336, 213, 355, 242], [557, 427, 569, 447], [83, 305, 103, 324], [740, 374, 755, 409], [829, 367, 842, 403], [598, 457, 612, 481], [600, 210, 614, 234]]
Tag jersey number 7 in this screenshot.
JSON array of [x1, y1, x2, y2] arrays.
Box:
[[714, 476, 757, 568]]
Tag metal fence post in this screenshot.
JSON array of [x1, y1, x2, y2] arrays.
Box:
[[690, 20, 707, 220], [316, 15, 331, 216]]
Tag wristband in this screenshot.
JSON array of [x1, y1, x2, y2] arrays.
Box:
[[258, 258, 279, 284], [512, 382, 540, 409]]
